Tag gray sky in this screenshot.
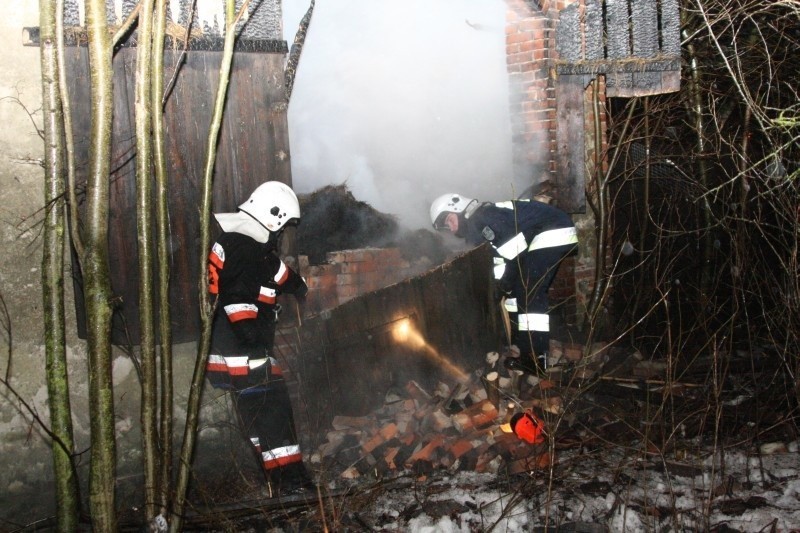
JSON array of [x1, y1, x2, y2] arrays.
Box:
[[282, 0, 518, 230]]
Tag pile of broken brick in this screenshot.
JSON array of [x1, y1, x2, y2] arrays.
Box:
[[308, 340, 608, 481]]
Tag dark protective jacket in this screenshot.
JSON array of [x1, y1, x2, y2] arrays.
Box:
[[459, 199, 577, 290], [205, 231, 308, 389]]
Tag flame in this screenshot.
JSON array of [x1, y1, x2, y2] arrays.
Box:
[[390, 318, 468, 381]]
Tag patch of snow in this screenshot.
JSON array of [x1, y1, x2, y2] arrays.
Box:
[[337, 441, 800, 532]]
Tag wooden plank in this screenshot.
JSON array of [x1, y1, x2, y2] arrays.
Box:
[[607, 72, 634, 96], [608, 69, 680, 97], [661, 0, 682, 55], [297, 246, 502, 422], [556, 57, 681, 76], [555, 3, 582, 62], [67, 46, 292, 344], [65, 45, 92, 340], [606, 0, 631, 59], [555, 74, 587, 214], [585, 1, 603, 61], [658, 70, 681, 94], [631, 0, 659, 58]]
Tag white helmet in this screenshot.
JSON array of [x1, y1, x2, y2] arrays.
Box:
[[238, 181, 301, 233], [430, 193, 476, 230]]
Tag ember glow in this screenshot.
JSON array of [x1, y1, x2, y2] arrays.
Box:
[[391, 318, 469, 381]]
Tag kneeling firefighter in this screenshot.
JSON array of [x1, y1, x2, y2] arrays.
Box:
[[430, 192, 578, 376], [206, 181, 313, 495]]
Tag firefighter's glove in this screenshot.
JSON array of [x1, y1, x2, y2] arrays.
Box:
[[247, 357, 270, 387]]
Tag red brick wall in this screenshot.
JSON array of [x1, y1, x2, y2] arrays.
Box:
[[299, 248, 431, 316], [296, 243, 585, 330], [505, 1, 557, 181], [505, 0, 600, 328]]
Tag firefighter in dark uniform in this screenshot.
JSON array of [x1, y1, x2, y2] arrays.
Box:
[[206, 181, 313, 495], [430, 193, 578, 376]]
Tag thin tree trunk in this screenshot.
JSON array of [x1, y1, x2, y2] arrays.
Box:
[[151, 0, 173, 516], [585, 78, 612, 338], [39, 1, 80, 529], [134, 0, 160, 521], [170, 1, 246, 529], [55, 0, 83, 262], [682, 21, 713, 301], [84, 0, 117, 529]]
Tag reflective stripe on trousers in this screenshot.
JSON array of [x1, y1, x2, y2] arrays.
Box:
[[493, 257, 506, 280], [504, 297, 518, 313], [250, 439, 303, 470], [263, 444, 302, 470], [207, 354, 278, 375]]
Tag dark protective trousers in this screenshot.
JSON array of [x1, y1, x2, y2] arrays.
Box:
[[207, 353, 310, 492], [508, 243, 577, 357], [234, 375, 309, 490]]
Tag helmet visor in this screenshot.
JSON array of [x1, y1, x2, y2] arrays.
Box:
[[432, 211, 451, 231]]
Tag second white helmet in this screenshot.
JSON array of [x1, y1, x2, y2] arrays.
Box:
[[430, 193, 476, 230], [239, 181, 301, 233]]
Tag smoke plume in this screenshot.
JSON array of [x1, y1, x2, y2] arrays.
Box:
[[283, 0, 520, 230]]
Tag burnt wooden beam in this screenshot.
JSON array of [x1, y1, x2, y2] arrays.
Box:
[[554, 0, 681, 97], [556, 57, 681, 76], [558, 57, 681, 97], [585, 2, 603, 61], [606, 0, 631, 59], [661, 0, 682, 55], [555, 75, 589, 214], [557, 3, 582, 62], [22, 27, 288, 54], [632, 0, 659, 58], [285, 0, 316, 101]]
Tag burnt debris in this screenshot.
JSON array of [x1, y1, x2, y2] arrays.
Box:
[[295, 184, 450, 267], [295, 184, 399, 265]]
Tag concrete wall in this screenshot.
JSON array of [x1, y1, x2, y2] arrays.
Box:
[[0, 1, 73, 523]]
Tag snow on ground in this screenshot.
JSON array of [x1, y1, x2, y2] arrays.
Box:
[[329, 439, 800, 532]]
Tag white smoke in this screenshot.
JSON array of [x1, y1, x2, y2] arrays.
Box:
[[283, 0, 518, 230]]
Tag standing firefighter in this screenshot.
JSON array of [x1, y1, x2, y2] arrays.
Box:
[[206, 181, 314, 496], [430, 193, 578, 376]]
